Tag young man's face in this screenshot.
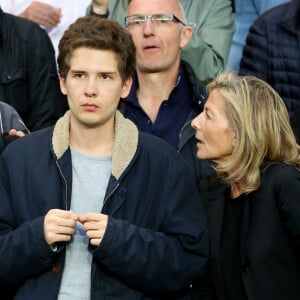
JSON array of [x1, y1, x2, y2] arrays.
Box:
[[60, 47, 132, 130]]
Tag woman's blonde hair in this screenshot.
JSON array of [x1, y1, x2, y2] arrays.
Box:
[[208, 71, 300, 193]]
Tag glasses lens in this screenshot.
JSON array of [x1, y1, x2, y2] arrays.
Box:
[[151, 14, 172, 25], [126, 16, 145, 27]]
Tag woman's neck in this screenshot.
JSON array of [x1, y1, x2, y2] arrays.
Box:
[[230, 182, 243, 199]]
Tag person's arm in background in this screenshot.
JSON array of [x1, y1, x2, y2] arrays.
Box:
[[1, 1, 61, 28], [0, 102, 28, 154], [87, 0, 109, 17], [181, 0, 235, 84], [91, 0, 108, 15], [18, 1, 61, 28], [0, 102, 29, 134]]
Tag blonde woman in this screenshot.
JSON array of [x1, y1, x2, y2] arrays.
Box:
[[191, 72, 300, 300]]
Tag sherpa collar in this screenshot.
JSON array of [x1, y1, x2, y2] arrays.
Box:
[[52, 110, 139, 179]]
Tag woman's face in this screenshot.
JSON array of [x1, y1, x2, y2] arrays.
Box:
[[191, 89, 236, 163]]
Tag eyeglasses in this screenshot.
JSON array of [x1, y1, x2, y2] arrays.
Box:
[[125, 14, 187, 28]]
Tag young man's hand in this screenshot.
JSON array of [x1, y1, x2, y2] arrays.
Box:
[[44, 209, 78, 247], [78, 213, 108, 246]]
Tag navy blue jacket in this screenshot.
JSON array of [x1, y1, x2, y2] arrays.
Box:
[[239, 0, 300, 116], [0, 111, 208, 299]]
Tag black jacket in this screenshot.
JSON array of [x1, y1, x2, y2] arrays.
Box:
[[200, 163, 300, 300], [0, 8, 67, 131], [239, 0, 300, 116]]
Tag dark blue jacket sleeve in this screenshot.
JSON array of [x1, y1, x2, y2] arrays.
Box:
[[92, 157, 209, 292], [0, 156, 55, 285]]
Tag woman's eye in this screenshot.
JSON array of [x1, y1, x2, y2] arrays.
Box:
[[205, 111, 211, 120]]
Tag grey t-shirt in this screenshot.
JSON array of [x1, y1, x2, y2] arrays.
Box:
[[58, 148, 112, 300]]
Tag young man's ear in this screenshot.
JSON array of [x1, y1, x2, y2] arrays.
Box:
[[59, 76, 68, 95], [121, 76, 133, 98]]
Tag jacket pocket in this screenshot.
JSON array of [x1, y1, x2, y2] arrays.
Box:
[[0, 68, 29, 114]]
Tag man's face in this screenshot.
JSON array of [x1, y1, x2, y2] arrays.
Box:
[[60, 47, 132, 131], [127, 0, 191, 74]]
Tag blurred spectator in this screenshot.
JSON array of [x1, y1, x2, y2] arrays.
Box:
[[0, 101, 29, 154], [227, 0, 289, 71], [118, 0, 218, 186], [0, 0, 91, 57], [87, 0, 235, 84], [239, 0, 300, 117], [0, 6, 67, 131]]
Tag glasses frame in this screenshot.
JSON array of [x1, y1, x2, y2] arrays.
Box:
[[125, 13, 187, 28]]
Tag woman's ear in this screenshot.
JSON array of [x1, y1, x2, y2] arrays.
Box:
[[231, 134, 237, 148]]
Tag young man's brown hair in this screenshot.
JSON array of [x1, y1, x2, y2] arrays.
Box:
[[57, 16, 136, 82]]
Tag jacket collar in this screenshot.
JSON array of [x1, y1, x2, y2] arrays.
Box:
[[52, 110, 139, 180], [180, 59, 207, 110], [125, 60, 207, 112]]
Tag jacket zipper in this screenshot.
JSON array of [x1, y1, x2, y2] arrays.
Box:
[[102, 182, 119, 211], [55, 160, 68, 210]]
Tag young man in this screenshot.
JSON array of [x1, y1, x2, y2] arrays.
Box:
[[0, 17, 208, 299]]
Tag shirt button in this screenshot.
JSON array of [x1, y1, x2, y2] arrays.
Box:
[[52, 265, 60, 274]]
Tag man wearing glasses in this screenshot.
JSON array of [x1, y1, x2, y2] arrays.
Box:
[[123, 2, 216, 297], [119, 0, 215, 186], [88, 0, 234, 83]]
